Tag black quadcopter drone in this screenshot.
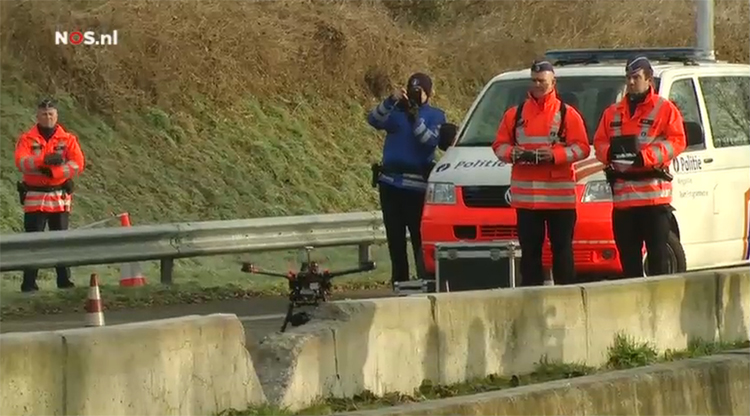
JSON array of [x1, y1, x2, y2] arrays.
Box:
[[241, 246, 376, 332]]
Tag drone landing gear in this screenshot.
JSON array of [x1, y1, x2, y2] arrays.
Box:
[[241, 246, 376, 333]]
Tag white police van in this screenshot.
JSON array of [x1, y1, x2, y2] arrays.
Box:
[[422, 47, 750, 278]]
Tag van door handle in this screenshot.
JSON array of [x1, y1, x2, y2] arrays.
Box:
[[703, 157, 714, 163]]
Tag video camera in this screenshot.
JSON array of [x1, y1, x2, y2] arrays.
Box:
[[406, 85, 422, 108], [240, 246, 377, 332], [396, 84, 423, 111]]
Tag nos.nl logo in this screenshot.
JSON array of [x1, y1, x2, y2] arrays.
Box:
[[55, 30, 118, 46]]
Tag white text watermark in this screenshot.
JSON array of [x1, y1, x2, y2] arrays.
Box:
[[55, 30, 118, 46]]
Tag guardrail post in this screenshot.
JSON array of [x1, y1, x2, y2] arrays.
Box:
[[358, 243, 372, 265], [160, 258, 174, 285]]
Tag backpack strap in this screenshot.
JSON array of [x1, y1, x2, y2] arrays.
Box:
[[558, 101, 567, 144], [512, 101, 525, 143]]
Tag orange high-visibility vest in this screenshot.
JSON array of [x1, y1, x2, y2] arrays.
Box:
[[593, 88, 686, 209], [492, 90, 591, 210], [14, 124, 85, 213]]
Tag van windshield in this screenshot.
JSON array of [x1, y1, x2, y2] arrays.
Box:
[[456, 76, 636, 146]]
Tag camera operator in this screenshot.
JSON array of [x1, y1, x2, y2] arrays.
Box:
[[367, 72, 446, 287]]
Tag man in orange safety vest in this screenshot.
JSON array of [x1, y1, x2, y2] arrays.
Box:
[[14, 98, 86, 292], [593, 56, 686, 278], [492, 60, 591, 286]]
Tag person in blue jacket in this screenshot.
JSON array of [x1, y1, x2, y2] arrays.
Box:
[[367, 72, 446, 287]]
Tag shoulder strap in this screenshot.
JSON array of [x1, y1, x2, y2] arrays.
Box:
[[558, 101, 567, 143], [512, 101, 525, 143]]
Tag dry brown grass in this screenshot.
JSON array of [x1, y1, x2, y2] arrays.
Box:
[[2, 0, 747, 115]]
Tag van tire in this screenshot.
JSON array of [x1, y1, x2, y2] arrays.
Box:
[[643, 231, 686, 276]]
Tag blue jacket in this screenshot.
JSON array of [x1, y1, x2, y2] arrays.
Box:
[[367, 97, 446, 192]]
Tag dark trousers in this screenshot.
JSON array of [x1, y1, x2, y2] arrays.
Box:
[[379, 183, 426, 284], [22, 211, 72, 289], [612, 204, 671, 278], [516, 208, 577, 286]]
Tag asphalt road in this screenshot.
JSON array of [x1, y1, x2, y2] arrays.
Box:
[[0, 289, 395, 346]]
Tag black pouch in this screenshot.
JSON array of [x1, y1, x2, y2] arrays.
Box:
[[658, 170, 674, 182], [370, 163, 382, 188], [62, 179, 75, 194], [603, 167, 617, 196], [16, 181, 27, 205], [422, 161, 437, 181]]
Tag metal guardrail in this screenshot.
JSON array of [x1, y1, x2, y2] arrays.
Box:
[[0, 211, 388, 283]]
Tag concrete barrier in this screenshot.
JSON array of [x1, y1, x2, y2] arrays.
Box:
[[583, 270, 725, 365], [337, 349, 750, 416], [255, 296, 437, 410], [3, 269, 747, 414], [432, 284, 588, 384], [718, 269, 750, 342], [0, 314, 266, 416], [0, 331, 65, 416], [258, 267, 750, 410]]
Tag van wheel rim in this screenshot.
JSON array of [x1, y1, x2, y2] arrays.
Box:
[[643, 245, 677, 277]]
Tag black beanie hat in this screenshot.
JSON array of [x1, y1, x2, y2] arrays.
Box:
[[407, 72, 433, 96]]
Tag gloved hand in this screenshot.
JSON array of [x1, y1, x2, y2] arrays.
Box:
[[518, 151, 538, 164], [512, 147, 539, 164], [44, 153, 64, 166], [535, 147, 554, 163], [38, 167, 54, 178], [511, 147, 525, 162]]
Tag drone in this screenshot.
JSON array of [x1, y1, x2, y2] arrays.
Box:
[[240, 246, 376, 332]]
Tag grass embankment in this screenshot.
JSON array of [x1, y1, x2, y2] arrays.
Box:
[[223, 334, 750, 415], [1, 0, 748, 313]]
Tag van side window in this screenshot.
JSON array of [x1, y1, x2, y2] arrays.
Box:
[[699, 75, 750, 148], [667, 78, 704, 151]]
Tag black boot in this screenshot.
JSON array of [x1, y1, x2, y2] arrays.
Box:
[[21, 269, 39, 292], [56, 266, 74, 289], [57, 279, 75, 289]]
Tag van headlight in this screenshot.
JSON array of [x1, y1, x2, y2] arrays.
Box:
[[581, 180, 613, 203], [426, 182, 456, 204]]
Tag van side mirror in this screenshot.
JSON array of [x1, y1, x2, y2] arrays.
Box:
[[684, 121, 705, 149], [438, 123, 458, 151]]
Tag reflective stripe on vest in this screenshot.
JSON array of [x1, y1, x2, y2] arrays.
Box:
[[509, 179, 578, 206], [378, 172, 427, 191], [23, 190, 72, 213], [516, 109, 562, 145], [612, 179, 671, 204]]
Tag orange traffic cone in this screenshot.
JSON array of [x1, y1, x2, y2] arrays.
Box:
[[85, 273, 105, 327], [118, 213, 147, 287]]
